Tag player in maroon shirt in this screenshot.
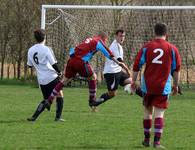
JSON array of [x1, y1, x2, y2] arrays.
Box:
[[131, 23, 181, 148], [43, 31, 130, 111]]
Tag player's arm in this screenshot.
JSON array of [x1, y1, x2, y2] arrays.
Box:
[[52, 63, 61, 74], [27, 51, 33, 68], [131, 48, 146, 92], [109, 56, 131, 76], [171, 47, 181, 95], [47, 48, 62, 75], [117, 58, 123, 62], [96, 40, 114, 59]]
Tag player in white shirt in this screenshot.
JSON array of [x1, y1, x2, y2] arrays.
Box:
[[95, 29, 142, 108], [27, 29, 64, 122]]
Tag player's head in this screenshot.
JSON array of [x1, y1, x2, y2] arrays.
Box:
[[97, 31, 108, 43], [34, 29, 46, 43], [115, 29, 125, 44], [154, 23, 167, 37]]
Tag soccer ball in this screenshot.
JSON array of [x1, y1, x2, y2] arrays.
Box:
[[124, 84, 132, 94]]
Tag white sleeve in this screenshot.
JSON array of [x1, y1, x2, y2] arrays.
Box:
[[47, 48, 57, 65], [109, 43, 122, 59], [27, 51, 33, 66]]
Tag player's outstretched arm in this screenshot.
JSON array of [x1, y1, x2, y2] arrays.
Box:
[[111, 57, 131, 76], [130, 71, 139, 94]]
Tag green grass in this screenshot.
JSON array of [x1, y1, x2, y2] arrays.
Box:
[[0, 85, 194, 150]]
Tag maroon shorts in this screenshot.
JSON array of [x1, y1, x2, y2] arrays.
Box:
[[64, 57, 94, 79], [143, 94, 169, 109]]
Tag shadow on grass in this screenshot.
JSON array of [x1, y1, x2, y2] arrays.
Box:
[[63, 144, 127, 150], [132, 145, 146, 149], [0, 119, 26, 124], [64, 110, 89, 113]]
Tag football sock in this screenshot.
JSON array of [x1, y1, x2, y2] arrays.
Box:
[[178, 85, 183, 95], [48, 81, 64, 103], [31, 100, 47, 120], [154, 118, 164, 145], [143, 119, 152, 143], [99, 93, 112, 103], [56, 97, 64, 119], [136, 87, 143, 97], [88, 79, 97, 101]]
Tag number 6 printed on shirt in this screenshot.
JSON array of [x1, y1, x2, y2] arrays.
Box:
[[33, 52, 39, 65]]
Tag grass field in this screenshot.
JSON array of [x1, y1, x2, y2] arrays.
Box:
[[0, 84, 195, 150]]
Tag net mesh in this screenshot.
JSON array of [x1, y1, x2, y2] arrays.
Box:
[[44, 8, 195, 86]]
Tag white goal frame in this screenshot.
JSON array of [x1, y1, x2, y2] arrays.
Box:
[[41, 5, 195, 29]]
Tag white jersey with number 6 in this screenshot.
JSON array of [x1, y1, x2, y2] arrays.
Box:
[[27, 43, 58, 85]]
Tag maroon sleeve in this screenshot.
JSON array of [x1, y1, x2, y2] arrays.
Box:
[[133, 49, 144, 72]]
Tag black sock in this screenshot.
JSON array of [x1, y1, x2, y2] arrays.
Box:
[[154, 136, 160, 143], [32, 100, 47, 120], [178, 86, 183, 95], [56, 97, 64, 119], [136, 87, 143, 97], [100, 93, 112, 103]]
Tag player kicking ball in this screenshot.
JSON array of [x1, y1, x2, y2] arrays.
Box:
[[91, 29, 142, 109], [131, 23, 181, 149], [27, 29, 64, 122], [42, 31, 130, 111]]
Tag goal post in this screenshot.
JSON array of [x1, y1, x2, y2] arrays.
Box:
[[41, 5, 195, 85]]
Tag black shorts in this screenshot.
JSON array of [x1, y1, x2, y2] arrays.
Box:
[[104, 71, 129, 91], [40, 77, 60, 99]]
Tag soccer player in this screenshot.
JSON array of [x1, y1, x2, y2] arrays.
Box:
[[43, 31, 130, 110], [131, 23, 181, 148], [27, 29, 64, 122], [93, 29, 142, 108]]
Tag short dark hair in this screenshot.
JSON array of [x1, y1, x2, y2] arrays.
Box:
[[98, 31, 108, 39], [154, 23, 167, 36], [34, 29, 45, 43], [115, 29, 125, 35]]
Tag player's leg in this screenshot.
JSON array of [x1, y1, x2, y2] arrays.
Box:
[[88, 72, 97, 102], [78, 62, 99, 110], [27, 79, 57, 121], [120, 71, 132, 92], [97, 90, 117, 105], [153, 107, 166, 149], [120, 71, 143, 97], [47, 59, 75, 104], [96, 72, 121, 107], [47, 76, 72, 104], [46, 77, 65, 121], [27, 100, 48, 121], [142, 105, 153, 147], [105, 90, 117, 100], [152, 95, 168, 149], [178, 85, 183, 95], [142, 94, 153, 147], [55, 90, 64, 121]]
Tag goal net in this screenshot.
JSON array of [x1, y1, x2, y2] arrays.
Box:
[[41, 5, 195, 86]]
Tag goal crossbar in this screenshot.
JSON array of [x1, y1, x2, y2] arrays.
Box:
[[42, 5, 195, 10], [41, 5, 195, 29]]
